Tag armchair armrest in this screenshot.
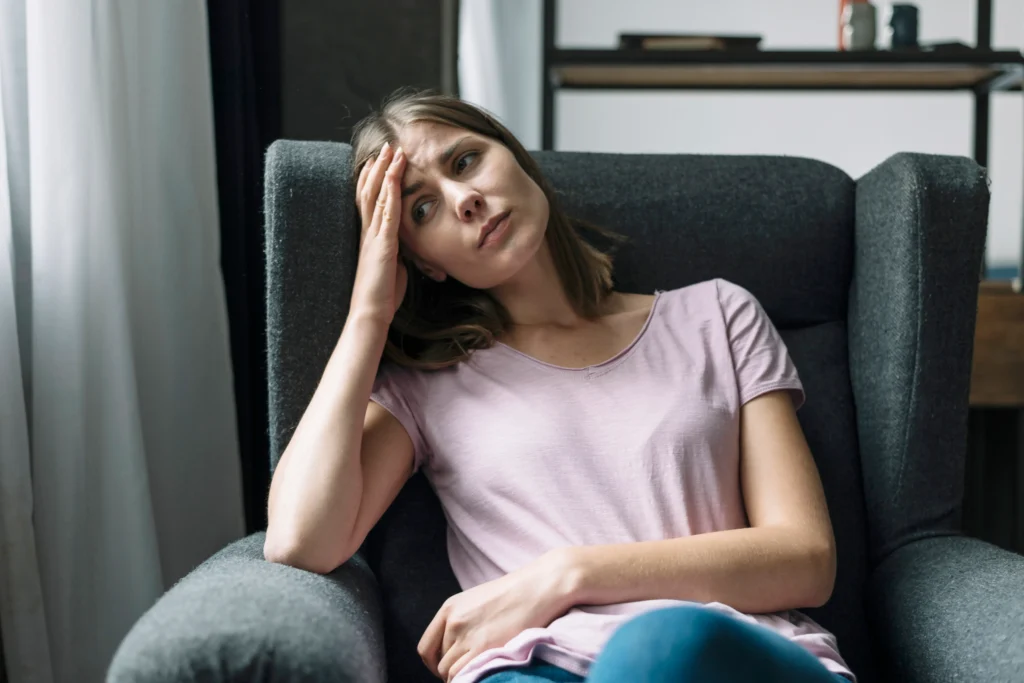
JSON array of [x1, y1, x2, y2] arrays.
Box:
[[869, 535, 1024, 682], [850, 153, 989, 563], [107, 532, 385, 683]]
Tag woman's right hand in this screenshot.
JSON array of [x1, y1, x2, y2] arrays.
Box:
[[350, 142, 409, 324]]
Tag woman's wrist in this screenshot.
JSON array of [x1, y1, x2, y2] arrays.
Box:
[[343, 307, 392, 335], [538, 546, 587, 613]]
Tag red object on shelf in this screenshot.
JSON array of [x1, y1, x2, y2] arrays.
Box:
[[839, 0, 872, 51]]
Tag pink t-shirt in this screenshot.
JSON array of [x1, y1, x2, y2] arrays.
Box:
[[370, 279, 855, 683]]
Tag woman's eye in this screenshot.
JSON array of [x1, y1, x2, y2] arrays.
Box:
[[413, 200, 434, 223], [455, 151, 478, 174], [411, 152, 479, 224]]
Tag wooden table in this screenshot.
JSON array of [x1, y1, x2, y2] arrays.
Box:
[[966, 281, 1024, 554], [971, 281, 1024, 407]]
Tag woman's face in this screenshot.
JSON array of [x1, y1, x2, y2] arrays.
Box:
[[393, 121, 549, 290]]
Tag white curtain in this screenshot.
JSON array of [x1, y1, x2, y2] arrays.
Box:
[[0, 2, 245, 681], [458, 0, 543, 150]]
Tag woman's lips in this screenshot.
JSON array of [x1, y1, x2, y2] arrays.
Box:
[[479, 211, 511, 248]]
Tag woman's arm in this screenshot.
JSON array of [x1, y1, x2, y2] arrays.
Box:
[[557, 390, 837, 613], [264, 313, 413, 573]]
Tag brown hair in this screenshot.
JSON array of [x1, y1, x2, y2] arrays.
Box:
[[350, 88, 627, 370]]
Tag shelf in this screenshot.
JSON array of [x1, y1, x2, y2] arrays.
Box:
[[549, 49, 1024, 91]]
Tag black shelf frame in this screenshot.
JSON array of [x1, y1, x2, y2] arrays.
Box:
[[548, 47, 1024, 72], [541, 0, 1024, 280]]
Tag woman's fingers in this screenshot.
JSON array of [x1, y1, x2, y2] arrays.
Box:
[[358, 159, 370, 202], [380, 148, 406, 240], [357, 161, 373, 236], [438, 640, 470, 683], [367, 170, 388, 237], [445, 648, 477, 683], [367, 197, 382, 239], [356, 158, 370, 196], [417, 609, 447, 678], [368, 147, 405, 238], [359, 142, 393, 221]]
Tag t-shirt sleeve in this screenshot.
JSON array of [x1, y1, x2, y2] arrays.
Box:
[[369, 362, 431, 474], [715, 279, 805, 410]]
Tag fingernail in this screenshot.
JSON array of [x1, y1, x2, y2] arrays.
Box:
[[396, 146, 404, 158], [382, 141, 391, 153]]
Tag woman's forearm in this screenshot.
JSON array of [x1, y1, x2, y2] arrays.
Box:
[[264, 313, 390, 572], [559, 525, 835, 614]]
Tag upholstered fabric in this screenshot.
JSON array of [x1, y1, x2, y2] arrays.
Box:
[[107, 532, 385, 682], [869, 535, 1024, 681], [850, 154, 988, 563]]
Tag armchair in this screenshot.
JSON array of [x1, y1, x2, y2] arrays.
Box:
[[108, 142, 1024, 682]]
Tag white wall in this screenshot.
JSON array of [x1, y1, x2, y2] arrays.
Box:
[[459, 0, 1024, 270]]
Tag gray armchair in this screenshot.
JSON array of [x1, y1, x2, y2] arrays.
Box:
[[108, 141, 1024, 683]]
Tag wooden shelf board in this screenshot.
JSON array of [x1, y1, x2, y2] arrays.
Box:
[[553, 63, 1001, 89], [548, 49, 1024, 90]]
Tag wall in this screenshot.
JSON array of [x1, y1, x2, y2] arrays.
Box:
[[281, 0, 455, 144], [463, 0, 1024, 270]]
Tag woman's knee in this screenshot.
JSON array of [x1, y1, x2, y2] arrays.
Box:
[[613, 605, 739, 648], [591, 605, 840, 683], [590, 606, 755, 679]]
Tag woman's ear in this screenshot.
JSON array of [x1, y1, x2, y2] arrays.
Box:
[[424, 267, 448, 283], [414, 258, 447, 283]]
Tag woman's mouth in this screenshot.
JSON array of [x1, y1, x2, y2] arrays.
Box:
[[479, 211, 511, 248]]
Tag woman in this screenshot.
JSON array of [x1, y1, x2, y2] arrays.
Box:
[[263, 89, 855, 683]]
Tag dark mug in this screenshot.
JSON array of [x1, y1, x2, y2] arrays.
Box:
[[887, 4, 919, 49]]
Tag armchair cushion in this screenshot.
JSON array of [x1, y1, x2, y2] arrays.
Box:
[[107, 533, 386, 683], [869, 535, 1024, 681]]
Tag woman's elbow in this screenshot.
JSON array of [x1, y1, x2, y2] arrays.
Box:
[[806, 538, 837, 608], [263, 532, 349, 575]]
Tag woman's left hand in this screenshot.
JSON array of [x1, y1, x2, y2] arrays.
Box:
[[418, 549, 578, 682]]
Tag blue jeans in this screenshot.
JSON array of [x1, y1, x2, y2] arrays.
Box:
[[480, 605, 850, 682]]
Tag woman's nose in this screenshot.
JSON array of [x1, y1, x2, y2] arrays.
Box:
[[456, 192, 484, 221]]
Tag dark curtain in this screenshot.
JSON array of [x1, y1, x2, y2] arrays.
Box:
[[206, 0, 281, 534]]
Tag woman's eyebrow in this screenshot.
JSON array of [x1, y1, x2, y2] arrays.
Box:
[[400, 135, 471, 198]]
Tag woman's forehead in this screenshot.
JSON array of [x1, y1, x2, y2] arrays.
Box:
[[397, 120, 463, 145], [397, 122, 481, 167]]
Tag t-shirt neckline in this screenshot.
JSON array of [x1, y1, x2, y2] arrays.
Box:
[[494, 289, 665, 372]]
